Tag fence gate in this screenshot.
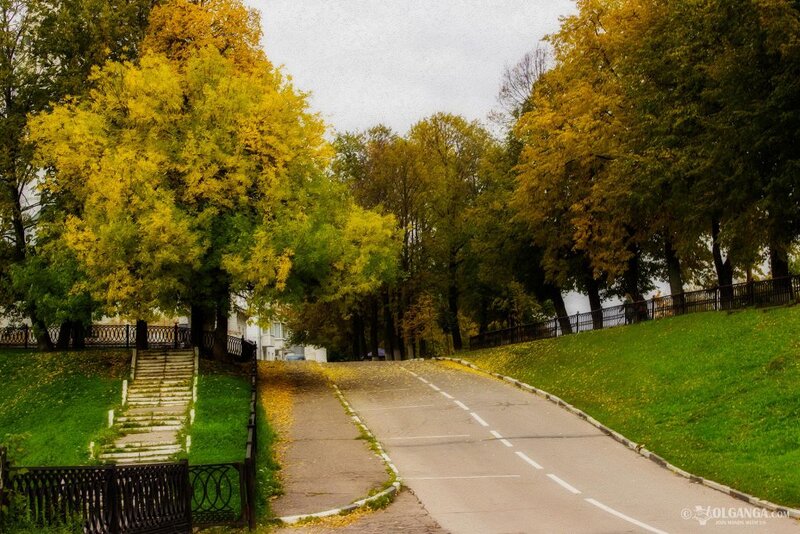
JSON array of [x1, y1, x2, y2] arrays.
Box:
[[3, 458, 192, 534]]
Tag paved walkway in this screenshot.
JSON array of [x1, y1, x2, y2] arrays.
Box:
[[261, 362, 388, 518], [99, 348, 194, 464], [331, 361, 800, 534]]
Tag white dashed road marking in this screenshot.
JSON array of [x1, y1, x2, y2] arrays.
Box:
[[440, 391, 454, 399], [406, 475, 521, 481], [385, 434, 471, 440], [454, 400, 470, 411], [547, 473, 581, 495], [429, 383, 442, 392], [490, 430, 513, 447], [585, 498, 669, 534], [470, 412, 490, 427], [359, 404, 435, 412], [515, 451, 543, 470], [417, 376, 429, 384]]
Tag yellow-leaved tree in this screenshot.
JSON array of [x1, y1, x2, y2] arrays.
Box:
[[30, 0, 398, 357]]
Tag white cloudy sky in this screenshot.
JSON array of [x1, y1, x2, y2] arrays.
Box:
[[247, 0, 576, 135]]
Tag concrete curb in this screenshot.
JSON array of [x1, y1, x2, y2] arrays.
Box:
[[276, 383, 402, 525], [436, 357, 800, 520]]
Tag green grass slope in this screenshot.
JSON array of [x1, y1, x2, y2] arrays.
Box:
[[0, 349, 129, 466], [465, 306, 800, 507]]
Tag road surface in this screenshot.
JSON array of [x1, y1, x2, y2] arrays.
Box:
[[331, 361, 800, 534]]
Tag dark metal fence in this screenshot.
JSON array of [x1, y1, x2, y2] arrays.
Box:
[[0, 323, 256, 364], [0, 324, 192, 350], [1, 459, 192, 533], [470, 275, 800, 350]]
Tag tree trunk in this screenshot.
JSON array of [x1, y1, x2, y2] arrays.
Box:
[[769, 242, 790, 279], [212, 301, 229, 361], [190, 303, 206, 350], [383, 291, 396, 361], [369, 298, 380, 360], [135, 320, 148, 350], [711, 217, 734, 309], [71, 321, 86, 350], [548, 285, 572, 335], [447, 278, 462, 351], [56, 321, 71, 350], [623, 247, 648, 323], [585, 274, 603, 330], [665, 238, 685, 315]]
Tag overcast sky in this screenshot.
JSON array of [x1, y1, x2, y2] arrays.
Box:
[[247, 0, 576, 136]]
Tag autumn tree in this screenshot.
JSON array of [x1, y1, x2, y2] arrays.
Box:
[[0, 0, 155, 348], [31, 0, 397, 358]]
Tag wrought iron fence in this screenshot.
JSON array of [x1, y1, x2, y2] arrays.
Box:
[[470, 275, 800, 350], [1, 459, 192, 533], [0, 323, 256, 363], [0, 323, 192, 350]]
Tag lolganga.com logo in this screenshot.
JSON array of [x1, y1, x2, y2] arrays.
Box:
[[682, 505, 788, 526]]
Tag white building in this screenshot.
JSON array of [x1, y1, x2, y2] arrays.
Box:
[[227, 308, 327, 362]]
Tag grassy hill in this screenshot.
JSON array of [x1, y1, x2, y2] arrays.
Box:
[[464, 306, 800, 508], [0, 349, 129, 466]]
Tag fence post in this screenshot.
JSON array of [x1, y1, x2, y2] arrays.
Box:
[[574, 312, 579, 333], [125, 324, 130, 349], [174, 323, 179, 349], [23, 325, 28, 350], [107, 465, 120, 534], [0, 446, 9, 511]]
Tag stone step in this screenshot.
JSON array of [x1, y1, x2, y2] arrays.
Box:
[[128, 384, 191, 393], [125, 405, 187, 416], [128, 390, 191, 397], [135, 368, 194, 374], [134, 374, 193, 381], [117, 416, 185, 425], [110, 441, 181, 452], [111, 455, 175, 465], [115, 430, 179, 446], [118, 428, 183, 436], [128, 400, 189, 407], [127, 392, 190, 399], [99, 449, 181, 462], [133, 379, 191, 385]]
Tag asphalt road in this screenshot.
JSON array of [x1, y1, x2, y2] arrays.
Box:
[[331, 361, 800, 534]]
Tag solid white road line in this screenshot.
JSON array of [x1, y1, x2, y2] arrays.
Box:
[[515, 451, 543, 470], [359, 404, 436, 412], [405, 475, 521, 481], [440, 391, 455, 399], [454, 400, 470, 411], [384, 434, 471, 440], [490, 430, 513, 448], [546, 473, 581, 495], [470, 412, 490, 427], [585, 498, 669, 534], [429, 383, 442, 392]]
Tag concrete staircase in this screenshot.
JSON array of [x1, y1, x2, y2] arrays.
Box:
[[99, 348, 196, 464]]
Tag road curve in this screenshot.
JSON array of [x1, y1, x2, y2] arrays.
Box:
[[330, 361, 800, 534]]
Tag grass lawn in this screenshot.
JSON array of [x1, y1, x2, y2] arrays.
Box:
[[464, 306, 800, 508], [187, 359, 281, 521], [0, 349, 129, 466]]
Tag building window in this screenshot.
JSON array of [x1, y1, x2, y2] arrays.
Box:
[[270, 322, 283, 339]]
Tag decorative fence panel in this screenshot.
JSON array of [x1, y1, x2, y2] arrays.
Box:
[[2, 460, 192, 534], [471, 275, 800, 350]]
